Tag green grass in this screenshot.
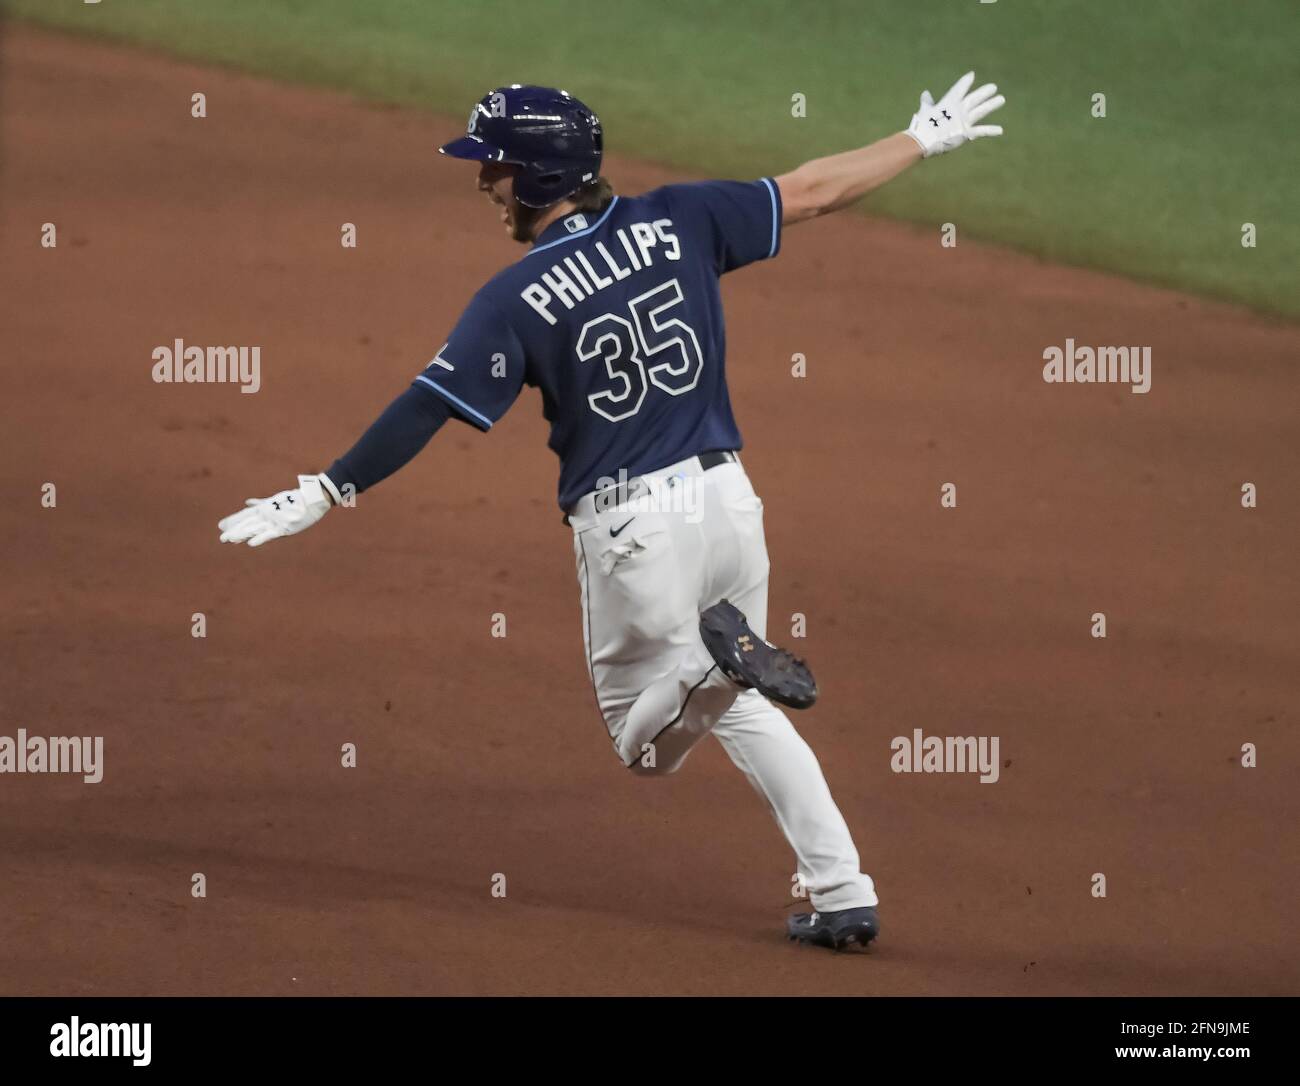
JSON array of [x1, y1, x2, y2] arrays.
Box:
[[8, 0, 1298, 317]]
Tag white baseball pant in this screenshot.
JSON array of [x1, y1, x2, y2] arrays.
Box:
[[570, 454, 878, 913]]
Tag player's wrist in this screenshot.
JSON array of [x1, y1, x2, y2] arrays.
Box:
[[316, 471, 344, 507], [900, 129, 929, 157], [295, 473, 334, 517]]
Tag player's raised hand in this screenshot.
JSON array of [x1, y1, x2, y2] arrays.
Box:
[[904, 71, 1005, 158], [217, 473, 336, 547]]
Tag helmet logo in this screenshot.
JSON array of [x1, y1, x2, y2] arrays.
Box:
[[470, 93, 507, 134]]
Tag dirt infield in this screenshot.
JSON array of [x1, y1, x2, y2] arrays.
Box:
[[1, 26, 1296, 996]]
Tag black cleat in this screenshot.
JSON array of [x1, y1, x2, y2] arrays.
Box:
[[699, 599, 818, 709], [786, 906, 880, 951]]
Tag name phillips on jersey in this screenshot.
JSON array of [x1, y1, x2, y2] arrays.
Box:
[[521, 215, 681, 326]]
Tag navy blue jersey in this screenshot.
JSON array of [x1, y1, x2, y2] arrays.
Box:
[[411, 178, 782, 509]]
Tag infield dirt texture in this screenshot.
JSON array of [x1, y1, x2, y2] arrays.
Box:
[[1, 24, 1297, 995]]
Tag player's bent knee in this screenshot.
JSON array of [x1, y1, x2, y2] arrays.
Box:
[[623, 738, 667, 776], [626, 757, 677, 778], [621, 735, 681, 776]]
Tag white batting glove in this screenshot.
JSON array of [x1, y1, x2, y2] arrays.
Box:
[[904, 71, 1005, 158], [218, 473, 339, 547]]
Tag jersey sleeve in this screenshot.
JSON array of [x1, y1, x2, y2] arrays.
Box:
[[410, 290, 526, 431], [665, 178, 782, 273]]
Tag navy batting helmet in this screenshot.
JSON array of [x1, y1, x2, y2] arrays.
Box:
[[439, 84, 603, 208]]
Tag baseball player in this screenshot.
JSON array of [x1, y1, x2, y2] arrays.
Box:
[[219, 75, 1004, 951]]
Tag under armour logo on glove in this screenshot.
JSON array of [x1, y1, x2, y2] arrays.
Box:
[[905, 71, 1004, 158], [218, 474, 334, 548]]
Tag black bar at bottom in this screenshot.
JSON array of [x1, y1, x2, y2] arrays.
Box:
[[0, 995, 1288, 1072]]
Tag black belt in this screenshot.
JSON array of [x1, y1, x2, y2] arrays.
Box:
[[564, 450, 738, 524], [697, 450, 738, 471]]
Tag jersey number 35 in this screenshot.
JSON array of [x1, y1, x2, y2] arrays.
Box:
[[576, 278, 705, 422]]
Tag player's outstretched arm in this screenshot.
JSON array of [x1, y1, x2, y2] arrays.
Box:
[[776, 70, 1004, 225], [217, 384, 453, 548]]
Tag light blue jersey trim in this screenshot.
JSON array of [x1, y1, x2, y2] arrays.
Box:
[[528, 197, 621, 256], [760, 177, 780, 259], [414, 374, 492, 429]]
